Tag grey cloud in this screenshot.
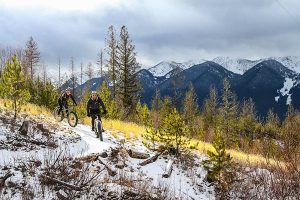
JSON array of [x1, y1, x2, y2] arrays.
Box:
[[0, 0, 300, 74]]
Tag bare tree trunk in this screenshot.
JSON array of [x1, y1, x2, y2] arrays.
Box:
[[58, 57, 61, 88], [80, 62, 83, 97], [14, 98, 17, 119]]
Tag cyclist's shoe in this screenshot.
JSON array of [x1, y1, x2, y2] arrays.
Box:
[[92, 127, 95, 131], [96, 133, 99, 138]]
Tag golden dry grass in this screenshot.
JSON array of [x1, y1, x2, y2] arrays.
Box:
[[0, 98, 276, 166], [0, 99, 52, 117], [92, 117, 278, 165]]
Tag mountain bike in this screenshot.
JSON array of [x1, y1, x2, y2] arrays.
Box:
[[92, 114, 103, 141], [53, 104, 78, 127]]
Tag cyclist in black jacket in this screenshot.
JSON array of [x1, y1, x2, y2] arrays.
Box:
[[87, 91, 107, 131], [58, 87, 77, 115]]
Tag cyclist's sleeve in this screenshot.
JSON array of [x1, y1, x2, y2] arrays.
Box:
[[86, 99, 91, 115]]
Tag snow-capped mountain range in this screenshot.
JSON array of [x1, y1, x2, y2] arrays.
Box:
[[147, 56, 300, 77]]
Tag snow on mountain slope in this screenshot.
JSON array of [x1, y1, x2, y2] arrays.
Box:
[[270, 56, 300, 74], [212, 57, 263, 74], [148, 61, 182, 77], [212, 56, 300, 75], [148, 59, 206, 77]]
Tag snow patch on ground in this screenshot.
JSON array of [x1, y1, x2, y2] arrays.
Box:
[[0, 112, 215, 200]]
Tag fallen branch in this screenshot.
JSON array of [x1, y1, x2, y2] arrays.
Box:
[[0, 171, 13, 187], [40, 174, 82, 191], [98, 158, 117, 176], [162, 159, 174, 178], [139, 150, 166, 166], [127, 149, 150, 159]]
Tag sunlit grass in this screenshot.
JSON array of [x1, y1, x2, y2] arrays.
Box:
[[83, 116, 146, 139], [93, 117, 277, 165], [0, 98, 277, 166], [0, 99, 52, 117]]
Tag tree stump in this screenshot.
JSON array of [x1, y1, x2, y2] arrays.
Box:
[[19, 120, 29, 135]]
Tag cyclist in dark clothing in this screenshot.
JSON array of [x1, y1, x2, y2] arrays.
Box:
[[58, 87, 77, 115], [87, 91, 107, 131]]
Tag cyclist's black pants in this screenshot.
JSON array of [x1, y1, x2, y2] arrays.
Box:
[[58, 99, 68, 114]]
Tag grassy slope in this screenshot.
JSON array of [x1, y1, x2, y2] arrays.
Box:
[[0, 99, 272, 165]]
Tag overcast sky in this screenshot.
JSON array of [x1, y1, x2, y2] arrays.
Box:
[[1, 0, 300, 75]]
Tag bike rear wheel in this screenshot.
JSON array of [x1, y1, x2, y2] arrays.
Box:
[[67, 111, 78, 127], [53, 107, 63, 122]]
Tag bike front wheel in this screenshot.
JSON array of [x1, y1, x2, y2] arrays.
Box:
[[67, 111, 78, 127]]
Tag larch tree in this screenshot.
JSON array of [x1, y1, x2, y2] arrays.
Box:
[[85, 62, 94, 91], [105, 25, 118, 99], [58, 57, 61, 88], [97, 49, 104, 77], [115, 25, 141, 113], [0, 55, 30, 119], [24, 36, 40, 80], [70, 57, 77, 95]]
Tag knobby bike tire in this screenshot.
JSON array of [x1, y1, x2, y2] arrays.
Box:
[[67, 111, 78, 127]]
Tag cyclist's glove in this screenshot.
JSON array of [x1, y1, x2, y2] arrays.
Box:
[[87, 113, 90, 117]]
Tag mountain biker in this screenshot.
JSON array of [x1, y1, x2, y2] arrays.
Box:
[[87, 91, 107, 133], [58, 87, 77, 115]]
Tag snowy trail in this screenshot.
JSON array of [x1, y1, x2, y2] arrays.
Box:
[[71, 124, 116, 155]]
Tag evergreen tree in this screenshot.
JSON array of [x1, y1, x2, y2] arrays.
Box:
[[136, 101, 151, 126], [0, 55, 31, 118], [238, 99, 257, 141], [105, 25, 118, 99], [34, 79, 59, 109], [97, 81, 120, 119], [264, 109, 280, 138], [161, 108, 188, 155], [143, 89, 163, 149], [98, 81, 111, 109], [217, 78, 238, 146], [281, 105, 300, 154], [24, 36, 40, 80], [202, 129, 234, 197], [115, 25, 141, 114], [182, 83, 200, 137], [159, 96, 173, 120], [203, 87, 218, 131]]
